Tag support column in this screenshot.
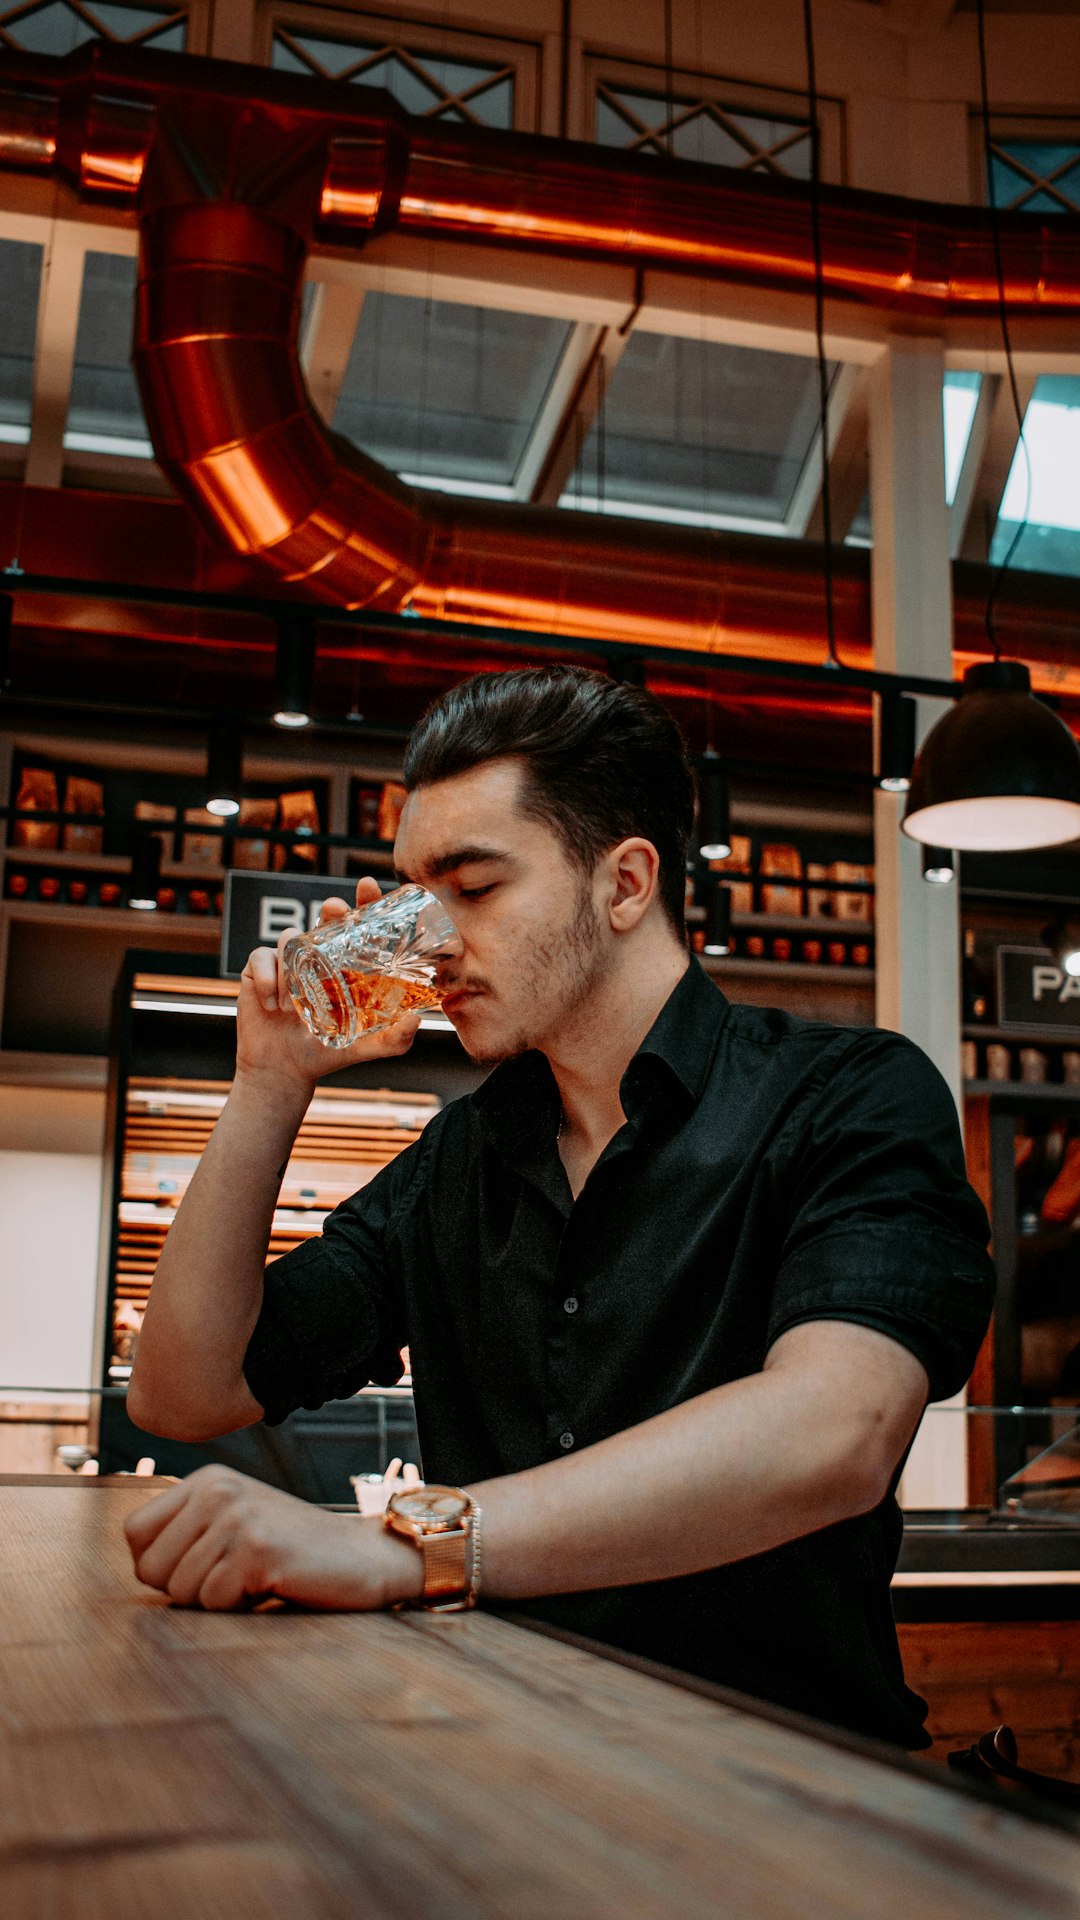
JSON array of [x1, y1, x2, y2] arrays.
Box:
[[869, 336, 966, 1506], [869, 334, 959, 1104]]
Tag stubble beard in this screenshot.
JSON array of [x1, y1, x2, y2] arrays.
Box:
[[461, 875, 610, 1065]]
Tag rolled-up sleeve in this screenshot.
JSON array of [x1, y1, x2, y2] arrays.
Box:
[[768, 1031, 996, 1402], [243, 1129, 430, 1426]]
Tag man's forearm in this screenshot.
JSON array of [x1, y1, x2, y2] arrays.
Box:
[[466, 1323, 927, 1602], [127, 1069, 311, 1438]]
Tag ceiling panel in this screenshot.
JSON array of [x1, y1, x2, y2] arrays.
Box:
[[332, 294, 572, 493], [561, 334, 834, 530]]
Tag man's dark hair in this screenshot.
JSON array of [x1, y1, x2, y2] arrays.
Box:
[[402, 664, 695, 936]]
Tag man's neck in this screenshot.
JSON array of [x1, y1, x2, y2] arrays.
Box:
[[543, 938, 690, 1163]]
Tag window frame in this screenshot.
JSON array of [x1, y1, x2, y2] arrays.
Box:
[[256, 3, 541, 132], [971, 112, 1080, 215], [584, 51, 846, 186]]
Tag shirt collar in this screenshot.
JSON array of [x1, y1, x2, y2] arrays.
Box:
[[471, 957, 728, 1153]]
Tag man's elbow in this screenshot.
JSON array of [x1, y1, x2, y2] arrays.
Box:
[[126, 1373, 256, 1444], [826, 1428, 906, 1522]]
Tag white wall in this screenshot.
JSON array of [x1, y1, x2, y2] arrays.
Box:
[[0, 1088, 105, 1392]]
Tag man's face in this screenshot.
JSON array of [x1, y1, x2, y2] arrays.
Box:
[[393, 757, 610, 1062]]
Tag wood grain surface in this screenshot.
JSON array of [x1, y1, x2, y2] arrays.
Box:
[[2, 1482, 1080, 1919]]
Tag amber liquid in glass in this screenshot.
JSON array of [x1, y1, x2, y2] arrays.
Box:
[[316, 967, 444, 1039]]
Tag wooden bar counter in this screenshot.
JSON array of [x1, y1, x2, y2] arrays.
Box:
[[2, 1479, 1080, 1919]]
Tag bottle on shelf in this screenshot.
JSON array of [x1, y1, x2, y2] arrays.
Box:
[[962, 928, 992, 1025]]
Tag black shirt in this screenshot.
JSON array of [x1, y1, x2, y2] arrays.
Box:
[[244, 958, 995, 1747]]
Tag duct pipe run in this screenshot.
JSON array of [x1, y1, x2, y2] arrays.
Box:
[[1, 43, 1079, 684]]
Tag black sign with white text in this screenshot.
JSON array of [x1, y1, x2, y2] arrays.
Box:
[[221, 871, 349, 978], [996, 944, 1080, 1035]]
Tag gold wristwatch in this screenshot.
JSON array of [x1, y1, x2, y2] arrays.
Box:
[[383, 1484, 480, 1612]]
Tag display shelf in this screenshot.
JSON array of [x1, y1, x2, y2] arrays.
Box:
[[4, 847, 230, 882], [964, 1025, 1080, 1046], [963, 1081, 1080, 1103], [703, 956, 874, 985], [686, 906, 873, 937], [1, 902, 220, 937]]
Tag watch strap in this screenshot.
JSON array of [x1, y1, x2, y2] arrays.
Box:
[[419, 1523, 471, 1610]]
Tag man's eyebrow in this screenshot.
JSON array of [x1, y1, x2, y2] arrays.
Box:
[[395, 846, 510, 883]]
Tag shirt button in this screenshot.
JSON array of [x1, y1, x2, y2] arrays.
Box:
[[563, 1296, 579, 1315], [559, 1431, 575, 1450]]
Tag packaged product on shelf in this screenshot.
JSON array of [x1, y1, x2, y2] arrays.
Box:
[[135, 800, 176, 858], [377, 781, 408, 845], [770, 936, 793, 962], [829, 861, 872, 923], [825, 939, 848, 966], [12, 766, 59, 848], [67, 879, 89, 905], [801, 936, 823, 964], [759, 843, 803, 916], [985, 1042, 1012, 1082], [230, 797, 276, 870], [1019, 1047, 1048, 1085], [182, 807, 222, 869], [39, 875, 61, 901], [99, 881, 122, 907], [155, 887, 177, 912], [274, 790, 321, 870], [806, 861, 830, 918], [707, 834, 753, 915], [356, 784, 382, 840], [61, 775, 105, 855], [6, 870, 28, 897], [961, 1039, 978, 1081], [187, 887, 211, 914], [744, 934, 766, 959], [1064, 1051, 1080, 1088], [849, 939, 872, 968]]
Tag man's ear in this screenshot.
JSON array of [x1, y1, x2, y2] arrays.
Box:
[[605, 837, 661, 932]]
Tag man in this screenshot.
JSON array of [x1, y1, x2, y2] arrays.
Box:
[[126, 664, 994, 1747]]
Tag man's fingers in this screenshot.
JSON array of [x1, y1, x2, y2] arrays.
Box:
[[354, 876, 383, 908], [123, 1480, 191, 1556], [164, 1527, 234, 1608], [129, 1489, 221, 1593], [242, 947, 281, 1015]]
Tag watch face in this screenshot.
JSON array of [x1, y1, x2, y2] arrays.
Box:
[[390, 1485, 470, 1528]]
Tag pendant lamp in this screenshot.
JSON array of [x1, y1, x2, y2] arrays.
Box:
[[696, 751, 732, 861], [703, 882, 732, 957], [274, 617, 315, 728], [206, 722, 242, 818], [901, 662, 1080, 853], [129, 831, 162, 910]]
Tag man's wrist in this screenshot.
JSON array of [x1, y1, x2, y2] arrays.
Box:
[[369, 1517, 426, 1608]]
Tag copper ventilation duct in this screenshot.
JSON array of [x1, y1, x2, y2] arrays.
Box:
[[2, 42, 1079, 684]]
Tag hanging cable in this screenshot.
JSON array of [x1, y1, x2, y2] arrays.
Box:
[[801, 0, 840, 670], [663, 0, 675, 155], [975, 0, 1033, 662]]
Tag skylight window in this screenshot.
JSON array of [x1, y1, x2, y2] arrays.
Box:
[[943, 371, 981, 506], [992, 375, 1080, 578]]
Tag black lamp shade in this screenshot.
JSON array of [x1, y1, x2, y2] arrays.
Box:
[[129, 831, 162, 909], [697, 752, 731, 861], [877, 692, 917, 791], [921, 844, 955, 884], [275, 618, 315, 727], [902, 661, 1080, 852], [703, 882, 732, 955], [207, 723, 242, 818]]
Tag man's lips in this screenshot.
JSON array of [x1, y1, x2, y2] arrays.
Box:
[[440, 988, 481, 1015]]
